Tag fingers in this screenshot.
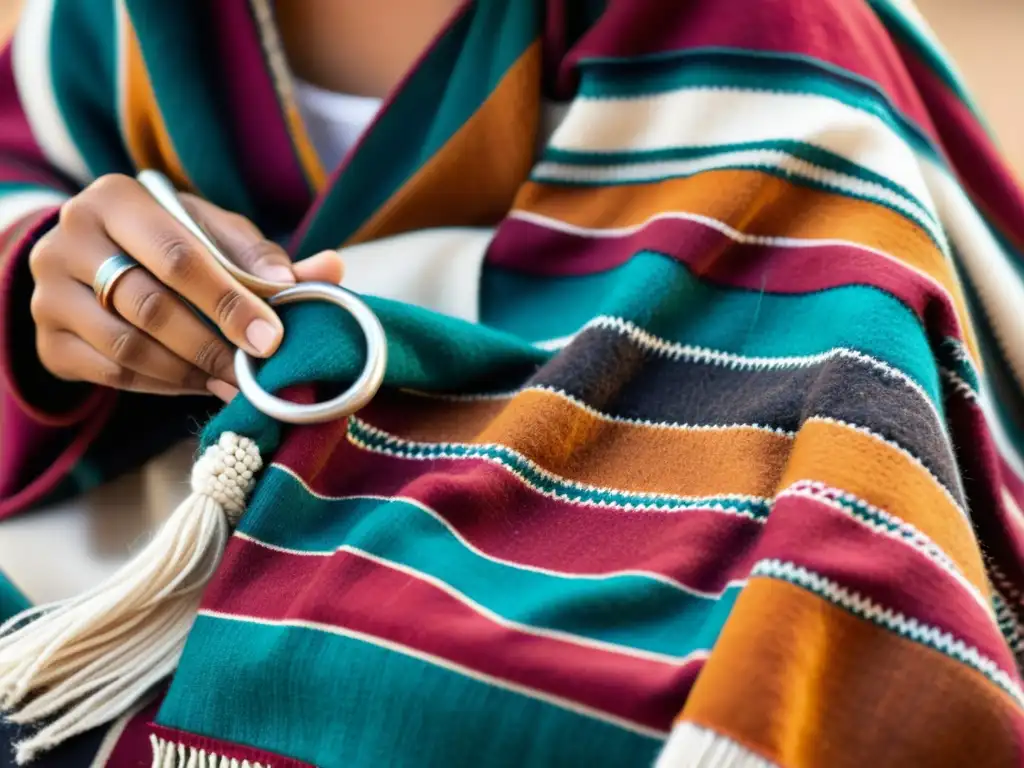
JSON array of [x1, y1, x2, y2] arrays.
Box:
[[293, 250, 345, 284], [93, 179, 286, 357], [108, 267, 240, 387], [179, 194, 296, 285], [41, 228, 241, 387], [37, 329, 205, 396], [31, 174, 346, 402], [37, 281, 211, 393]]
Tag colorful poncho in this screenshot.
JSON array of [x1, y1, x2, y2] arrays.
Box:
[[2, 0, 1024, 766]]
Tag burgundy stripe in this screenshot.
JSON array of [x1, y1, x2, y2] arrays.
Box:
[[97, 695, 164, 766], [760, 491, 1020, 679], [556, 0, 936, 139], [271, 435, 764, 595], [487, 213, 966, 342], [0, 208, 117, 519], [0, 45, 59, 172], [210, 0, 312, 228], [204, 538, 698, 732], [897, 41, 1024, 261], [0, 157, 70, 190]]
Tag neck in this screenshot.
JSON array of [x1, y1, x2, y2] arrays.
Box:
[[276, 0, 464, 99]]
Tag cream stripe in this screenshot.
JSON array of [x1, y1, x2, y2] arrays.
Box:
[[235, 529, 718, 665], [533, 149, 945, 250], [0, 189, 66, 232], [12, 0, 91, 184], [548, 86, 935, 214], [338, 227, 492, 323], [922, 161, 1024, 394], [200, 609, 670, 740]]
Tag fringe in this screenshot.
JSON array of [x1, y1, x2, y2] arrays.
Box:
[[654, 722, 777, 768], [150, 734, 271, 768]]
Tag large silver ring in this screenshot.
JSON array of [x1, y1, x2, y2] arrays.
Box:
[[234, 282, 387, 425], [92, 253, 141, 312]]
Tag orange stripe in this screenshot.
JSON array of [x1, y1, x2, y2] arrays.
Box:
[[346, 42, 542, 245], [514, 172, 980, 362], [280, 99, 327, 192], [364, 389, 791, 498], [119, 11, 190, 191], [373, 390, 988, 595], [679, 578, 1020, 768], [781, 418, 987, 593]]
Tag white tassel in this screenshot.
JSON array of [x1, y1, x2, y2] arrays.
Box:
[[0, 432, 261, 764]]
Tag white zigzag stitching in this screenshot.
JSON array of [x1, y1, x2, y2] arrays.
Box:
[[348, 418, 769, 518], [782, 480, 989, 616], [752, 558, 1024, 708]]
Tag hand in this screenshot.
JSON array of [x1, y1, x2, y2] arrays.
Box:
[[28, 174, 344, 401]]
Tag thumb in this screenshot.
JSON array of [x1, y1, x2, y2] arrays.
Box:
[[180, 194, 296, 285], [293, 250, 345, 284]]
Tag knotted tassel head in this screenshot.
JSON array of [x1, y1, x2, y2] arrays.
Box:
[[0, 432, 261, 764]]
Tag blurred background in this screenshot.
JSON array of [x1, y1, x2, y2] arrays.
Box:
[[0, 0, 1019, 167]]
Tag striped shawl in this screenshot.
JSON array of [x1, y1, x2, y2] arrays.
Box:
[[1, 1, 1024, 766]]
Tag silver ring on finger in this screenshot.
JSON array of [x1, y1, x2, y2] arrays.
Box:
[[92, 253, 142, 313]]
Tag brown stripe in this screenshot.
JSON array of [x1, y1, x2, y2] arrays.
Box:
[[365, 388, 791, 498], [371, 389, 987, 595], [680, 578, 1021, 768], [347, 42, 542, 244], [120, 11, 191, 191], [514, 171, 980, 361]]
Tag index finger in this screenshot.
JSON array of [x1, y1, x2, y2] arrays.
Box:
[[98, 180, 284, 357]]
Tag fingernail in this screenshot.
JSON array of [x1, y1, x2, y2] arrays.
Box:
[[258, 264, 295, 284], [245, 318, 280, 356], [207, 379, 239, 403]]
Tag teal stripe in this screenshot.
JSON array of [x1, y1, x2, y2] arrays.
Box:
[[50, 0, 133, 176], [160, 614, 663, 768], [0, 181, 65, 196], [201, 294, 551, 453], [123, 0, 255, 216], [241, 468, 741, 659], [351, 419, 771, 518], [480, 252, 944, 405], [542, 140, 934, 227], [0, 571, 30, 623], [295, 0, 540, 256], [576, 47, 940, 164], [205, 252, 944, 453], [205, 251, 945, 452]]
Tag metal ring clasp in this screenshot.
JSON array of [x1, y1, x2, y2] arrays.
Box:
[[234, 283, 388, 425]]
